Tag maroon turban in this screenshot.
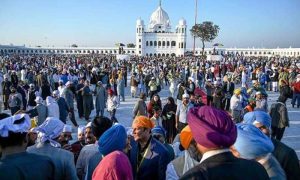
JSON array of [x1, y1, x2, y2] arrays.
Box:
[[187, 106, 237, 148]]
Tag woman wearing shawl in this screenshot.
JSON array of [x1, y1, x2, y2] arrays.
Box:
[[232, 123, 286, 180], [161, 97, 177, 144], [147, 94, 162, 118]]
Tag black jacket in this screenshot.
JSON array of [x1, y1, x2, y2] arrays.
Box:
[[180, 152, 269, 180], [272, 138, 300, 180]]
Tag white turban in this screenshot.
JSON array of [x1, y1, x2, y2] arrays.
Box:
[[63, 125, 72, 133], [36, 117, 64, 148], [0, 114, 30, 137], [77, 126, 85, 135]]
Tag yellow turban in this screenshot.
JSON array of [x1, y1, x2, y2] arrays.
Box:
[[234, 88, 241, 95], [132, 116, 154, 129]]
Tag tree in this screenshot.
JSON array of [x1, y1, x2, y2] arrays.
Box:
[[190, 21, 220, 55], [71, 44, 78, 48], [127, 43, 136, 48]]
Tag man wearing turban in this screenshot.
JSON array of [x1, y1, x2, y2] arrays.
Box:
[[243, 111, 300, 180], [27, 117, 77, 180], [77, 116, 112, 180], [166, 126, 202, 179], [232, 123, 286, 180], [129, 116, 171, 180], [180, 106, 269, 180], [0, 114, 55, 180]]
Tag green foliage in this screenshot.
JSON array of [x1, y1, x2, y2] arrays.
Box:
[[191, 21, 220, 55]]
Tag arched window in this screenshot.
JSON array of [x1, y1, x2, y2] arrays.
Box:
[[146, 41, 149, 46], [171, 41, 176, 47], [158, 41, 161, 46], [150, 41, 153, 46], [181, 42, 184, 49], [167, 41, 170, 47], [154, 41, 157, 46], [162, 41, 165, 46]]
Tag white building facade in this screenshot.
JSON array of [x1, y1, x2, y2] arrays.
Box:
[[135, 4, 187, 57]]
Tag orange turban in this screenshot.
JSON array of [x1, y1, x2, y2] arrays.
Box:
[[132, 116, 154, 129], [180, 126, 193, 150]]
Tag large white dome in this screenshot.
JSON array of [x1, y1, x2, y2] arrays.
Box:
[[149, 6, 171, 32]]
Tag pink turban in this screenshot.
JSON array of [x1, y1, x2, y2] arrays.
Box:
[[187, 106, 237, 148], [92, 151, 133, 180]]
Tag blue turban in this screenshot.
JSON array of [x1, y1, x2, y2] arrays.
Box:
[[98, 124, 127, 156], [243, 111, 271, 129], [151, 126, 166, 138], [234, 123, 274, 160]]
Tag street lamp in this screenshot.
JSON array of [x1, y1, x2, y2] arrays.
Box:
[[193, 0, 198, 56]]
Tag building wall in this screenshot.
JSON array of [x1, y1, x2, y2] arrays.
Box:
[[0, 45, 299, 58]]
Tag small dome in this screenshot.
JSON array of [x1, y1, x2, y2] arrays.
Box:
[[149, 6, 171, 29], [178, 18, 186, 26], [136, 18, 144, 26]]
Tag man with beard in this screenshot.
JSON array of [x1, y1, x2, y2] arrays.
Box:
[[129, 116, 170, 180], [176, 94, 193, 133], [76, 117, 112, 180], [71, 126, 86, 164], [166, 126, 202, 179], [180, 106, 269, 180]]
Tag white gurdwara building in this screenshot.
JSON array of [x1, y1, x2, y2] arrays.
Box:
[[135, 3, 187, 57], [0, 2, 300, 58]]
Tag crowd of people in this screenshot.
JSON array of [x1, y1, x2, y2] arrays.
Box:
[[0, 53, 300, 180]]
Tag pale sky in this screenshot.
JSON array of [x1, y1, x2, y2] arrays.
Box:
[[0, 0, 299, 48]]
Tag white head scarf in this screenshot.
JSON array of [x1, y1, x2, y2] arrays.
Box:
[[0, 114, 30, 137], [36, 117, 64, 148]]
